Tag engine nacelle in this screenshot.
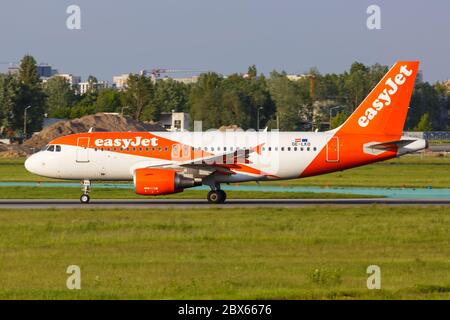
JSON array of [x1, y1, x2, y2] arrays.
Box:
[[133, 168, 200, 195]]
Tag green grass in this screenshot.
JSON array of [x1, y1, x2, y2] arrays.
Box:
[[0, 206, 449, 299], [0, 187, 376, 199], [429, 140, 450, 145], [2, 154, 450, 188]]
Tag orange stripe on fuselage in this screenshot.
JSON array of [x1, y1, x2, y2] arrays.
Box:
[[51, 132, 211, 162]]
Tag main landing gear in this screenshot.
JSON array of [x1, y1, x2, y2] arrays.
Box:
[[80, 179, 91, 204], [207, 189, 227, 204]]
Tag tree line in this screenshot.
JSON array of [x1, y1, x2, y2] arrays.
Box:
[[0, 55, 448, 137]]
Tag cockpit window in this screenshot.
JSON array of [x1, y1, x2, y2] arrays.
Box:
[[47, 145, 55, 152], [55, 145, 61, 152]]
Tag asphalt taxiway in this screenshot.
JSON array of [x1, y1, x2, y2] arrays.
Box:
[[0, 198, 449, 209]]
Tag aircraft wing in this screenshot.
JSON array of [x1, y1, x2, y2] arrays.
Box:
[[129, 144, 265, 178]]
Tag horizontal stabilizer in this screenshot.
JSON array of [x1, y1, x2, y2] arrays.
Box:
[[369, 139, 417, 150]]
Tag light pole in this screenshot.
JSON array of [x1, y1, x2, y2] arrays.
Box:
[[121, 106, 129, 116], [24, 105, 32, 139], [256, 106, 263, 131], [329, 106, 342, 129]]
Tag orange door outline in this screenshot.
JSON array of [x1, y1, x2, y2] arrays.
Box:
[[76, 137, 90, 163], [326, 136, 339, 162]]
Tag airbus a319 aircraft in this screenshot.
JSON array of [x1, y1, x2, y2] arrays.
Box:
[[25, 61, 427, 204]]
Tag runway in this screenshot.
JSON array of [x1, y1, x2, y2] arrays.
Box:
[[0, 198, 449, 209]]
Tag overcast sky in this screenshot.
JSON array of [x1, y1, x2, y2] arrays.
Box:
[[0, 0, 449, 82]]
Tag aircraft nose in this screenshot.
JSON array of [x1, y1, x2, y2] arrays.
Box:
[[24, 153, 41, 175]]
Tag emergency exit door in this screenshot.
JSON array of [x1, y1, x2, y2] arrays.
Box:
[[326, 136, 339, 162], [76, 137, 90, 162]]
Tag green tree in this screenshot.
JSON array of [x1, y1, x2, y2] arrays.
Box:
[[247, 65, 257, 79], [267, 71, 311, 130], [95, 88, 123, 113], [15, 55, 46, 136], [188, 73, 224, 129], [0, 74, 19, 135], [19, 55, 40, 87], [407, 82, 448, 130], [188, 70, 275, 130], [414, 113, 433, 131], [44, 76, 75, 118], [151, 79, 189, 118], [123, 74, 154, 120], [330, 112, 347, 129], [344, 62, 369, 111]]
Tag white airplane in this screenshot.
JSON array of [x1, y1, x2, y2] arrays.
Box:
[[25, 61, 427, 204]]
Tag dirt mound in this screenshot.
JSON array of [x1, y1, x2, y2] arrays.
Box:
[[0, 143, 32, 157], [24, 113, 166, 150]]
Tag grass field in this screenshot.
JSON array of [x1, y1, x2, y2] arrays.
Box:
[[0, 206, 449, 299], [1, 154, 449, 189]]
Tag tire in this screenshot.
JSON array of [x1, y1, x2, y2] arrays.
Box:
[[218, 190, 227, 202], [80, 194, 90, 204], [207, 190, 225, 204]]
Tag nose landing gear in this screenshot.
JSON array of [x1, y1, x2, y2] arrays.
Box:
[[80, 180, 91, 204]]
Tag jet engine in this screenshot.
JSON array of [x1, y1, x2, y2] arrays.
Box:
[[133, 168, 201, 195]]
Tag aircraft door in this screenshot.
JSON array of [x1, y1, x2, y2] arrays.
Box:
[[76, 137, 90, 163], [326, 136, 339, 162]]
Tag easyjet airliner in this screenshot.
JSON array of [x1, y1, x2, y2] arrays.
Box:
[[25, 61, 427, 204]]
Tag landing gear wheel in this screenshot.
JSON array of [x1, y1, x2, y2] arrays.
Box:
[[207, 190, 226, 204], [80, 180, 91, 204], [80, 194, 90, 204], [218, 190, 227, 202]]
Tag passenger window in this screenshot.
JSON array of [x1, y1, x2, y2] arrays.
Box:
[[47, 145, 55, 152], [313, 147, 317, 151], [294, 147, 297, 151], [281, 147, 284, 151], [268, 147, 272, 151], [307, 147, 310, 151], [56, 145, 61, 152], [287, 147, 291, 151]]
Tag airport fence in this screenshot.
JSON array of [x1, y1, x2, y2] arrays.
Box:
[[404, 132, 450, 140]]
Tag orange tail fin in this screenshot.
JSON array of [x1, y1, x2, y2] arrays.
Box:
[[338, 61, 419, 136]]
